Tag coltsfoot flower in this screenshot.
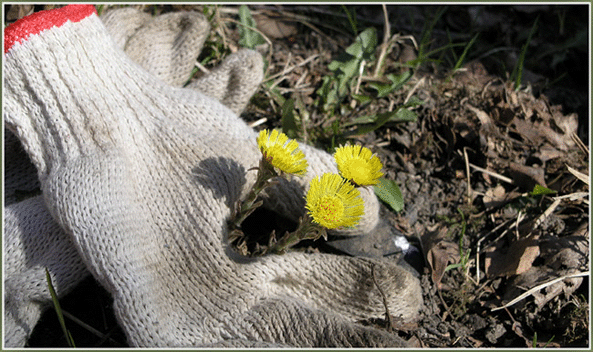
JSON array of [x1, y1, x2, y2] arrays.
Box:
[[257, 129, 308, 176], [305, 173, 364, 229], [334, 145, 384, 186]]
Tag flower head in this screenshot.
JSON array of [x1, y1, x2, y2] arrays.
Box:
[[305, 173, 364, 229], [334, 145, 384, 186], [257, 129, 308, 176]]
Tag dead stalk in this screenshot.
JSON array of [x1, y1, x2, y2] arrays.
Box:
[[463, 147, 472, 205], [468, 163, 514, 184], [491, 271, 590, 311], [372, 4, 391, 78]]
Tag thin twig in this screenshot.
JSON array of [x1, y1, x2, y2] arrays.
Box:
[[463, 147, 472, 205], [533, 191, 589, 231], [247, 117, 267, 128], [404, 76, 425, 104], [571, 132, 589, 155], [194, 61, 210, 74], [491, 271, 590, 311], [350, 60, 366, 109], [469, 163, 514, 184], [263, 53, 320, 83], [476, 218, 515, 283]]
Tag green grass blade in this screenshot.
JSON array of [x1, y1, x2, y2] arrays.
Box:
[[341, 5, 358, 35], [418, 6, 448, 59], [453, 32, 480, 71], [45, 268, 76, 347], [512, 15, 539, 90]]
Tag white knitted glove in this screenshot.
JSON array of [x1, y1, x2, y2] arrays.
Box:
[[101, 6, 261, 115], [4, 5, 422, 347], [100, 7, 209, 88], [4, 6, 263, 347]]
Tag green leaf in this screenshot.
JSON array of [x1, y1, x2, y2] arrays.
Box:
[[238, 5, 265, 49], [281, 98, 299, 139], [369, 71, 413, 98], [374, 178, 404, 212], [530, 184, 556, 197], [348, 108, 418, 135], [328, 28, 377, 79], [351, 94, 373, 105]]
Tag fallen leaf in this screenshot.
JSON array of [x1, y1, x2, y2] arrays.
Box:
[[254, 13, 298, 39], [483, 184, 507, 208], [421, 225, 460, 289], [508, 162, 546, 190], [485, 236, 540, 278]]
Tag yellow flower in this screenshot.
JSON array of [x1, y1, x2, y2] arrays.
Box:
[[305, 173, 364, 229], [257, 129, 308, 176], [334, 145, 384, 186]]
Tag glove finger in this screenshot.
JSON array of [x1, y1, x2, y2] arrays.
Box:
[[4, 196, 89, 347], [188, 49, 264, 115], [119, 10, 210, 87], [100, 7, 152, 50]]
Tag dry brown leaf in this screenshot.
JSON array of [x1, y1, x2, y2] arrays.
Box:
[[531, 277, 583, 309], [485, 237, 540, 278], [254, 13, 298, 39], [483, 184, 507, 208], [421, 225, 460, 289], [535, 145, 565, 162], [508, 162, 546, 189], [512, 115, 576, 151], [501, 234, 588, 311]]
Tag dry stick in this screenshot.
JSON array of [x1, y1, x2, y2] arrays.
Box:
[[263, 54, 320, 82], [491, 271, 590, 312], [571, 132, 589, 155], [268, 52, 293, 90], [350, 59, 366, 109], [373, 4, 391, 78], [404, 76, 425, 105], [532, 191, 588, 231], [479, 214, 527, 282], [194, 60, 210, 74], [567, 164, 590, 186], [463, 147, 472, 205], [468, 163, 514, 184], [247, 117, 267, 128]]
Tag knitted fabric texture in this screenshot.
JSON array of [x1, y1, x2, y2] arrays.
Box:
[[4, 7, 264, 347], [100, 7, 262, 115], [4, 5, 422, 347]]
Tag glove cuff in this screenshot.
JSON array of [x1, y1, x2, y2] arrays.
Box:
[[4, 4, 97, 53]]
